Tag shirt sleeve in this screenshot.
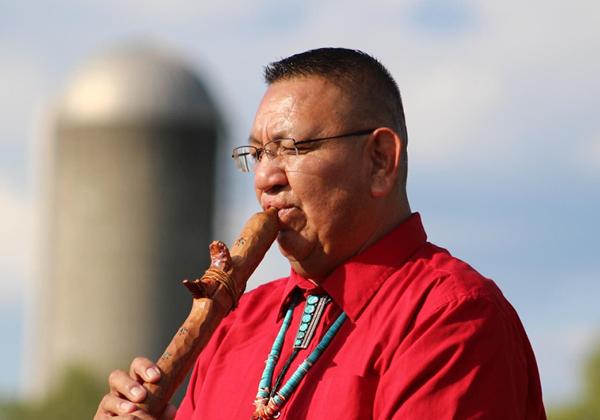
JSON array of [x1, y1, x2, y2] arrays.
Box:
[[374, 292, 546, 420]]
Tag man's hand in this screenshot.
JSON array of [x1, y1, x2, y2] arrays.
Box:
[[94, 357, 177, 420]]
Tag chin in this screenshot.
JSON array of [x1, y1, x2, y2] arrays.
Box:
[[276, 231, 313, 266], [276, 232, 331, 281]]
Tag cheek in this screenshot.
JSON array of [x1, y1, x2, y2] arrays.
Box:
[[291, 169, 366, 230], [287, 149, 370, 225], [254, 185, 261, 203]]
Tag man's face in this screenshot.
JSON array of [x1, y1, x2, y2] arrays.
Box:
[[250, 77, 375, 279]]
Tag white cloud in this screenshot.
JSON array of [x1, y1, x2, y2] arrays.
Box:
[[0, 49, 47, 146], [0, 181, 32, 304], [572, 130, 600, 173], [90, 0, 272, 23], [424, 212, 524, 254], [407, 65, 505, 165], [531, 324, 599, 404]]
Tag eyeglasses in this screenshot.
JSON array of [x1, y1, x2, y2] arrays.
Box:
[[231, 128, 375, 173]]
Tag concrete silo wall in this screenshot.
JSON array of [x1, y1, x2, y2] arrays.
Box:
[[33, 47, 222, 396]]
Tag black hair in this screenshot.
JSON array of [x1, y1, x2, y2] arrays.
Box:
[[264, 47, 407, 143]]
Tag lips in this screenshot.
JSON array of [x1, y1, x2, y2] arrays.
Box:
[[262, 200, 290, 213], [262, 201, 303, 230], [276, 207, 296, 225]]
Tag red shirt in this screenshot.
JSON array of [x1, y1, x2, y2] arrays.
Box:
[[175, 213, 546, 419]]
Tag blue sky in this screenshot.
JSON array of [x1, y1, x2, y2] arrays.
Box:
[[1, 0, 599, 406]]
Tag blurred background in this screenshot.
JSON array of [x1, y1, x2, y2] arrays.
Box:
[[1, 0, 599, 418]]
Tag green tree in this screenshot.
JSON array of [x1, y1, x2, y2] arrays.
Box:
[[0, 365, 105, 420], [550, 343, 600, 420]]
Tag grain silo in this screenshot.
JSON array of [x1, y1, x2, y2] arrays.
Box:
[[32, 46, 222, 396]]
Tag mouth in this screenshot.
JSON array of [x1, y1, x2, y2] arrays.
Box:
[[276, 207, 295, 224], [264, 203, 302, 230]]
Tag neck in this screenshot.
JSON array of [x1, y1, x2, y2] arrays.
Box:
[[291, 199, 412, 283], [353, 200, 412, 260]]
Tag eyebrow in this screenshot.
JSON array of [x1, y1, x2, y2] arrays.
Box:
[[247, 129, 292, 147], [248, 136, 262, 148]]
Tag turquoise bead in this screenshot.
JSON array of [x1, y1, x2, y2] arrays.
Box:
[[305, 304, 315, 314], [302, 314, 311, 322], [307, 295, 318, 304], [299, 323, 308, 332]]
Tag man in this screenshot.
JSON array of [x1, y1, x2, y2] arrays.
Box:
[[95, 48, 546, 419]]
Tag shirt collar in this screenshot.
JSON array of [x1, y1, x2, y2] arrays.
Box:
[[277, 212, 428, 322]]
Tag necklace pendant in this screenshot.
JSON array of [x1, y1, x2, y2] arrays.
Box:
[[254, 412, 280, 420], [293, 295, 330, 349], [253, 394, 283, 420]]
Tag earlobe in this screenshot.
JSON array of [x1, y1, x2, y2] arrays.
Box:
[[369, 128, 402, 198]]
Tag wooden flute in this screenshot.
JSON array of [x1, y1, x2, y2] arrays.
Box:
[[137, 208, 279, 416]]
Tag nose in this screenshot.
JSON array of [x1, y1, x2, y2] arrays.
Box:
[[254, 156, 289, 198]]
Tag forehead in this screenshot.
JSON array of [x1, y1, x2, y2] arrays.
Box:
[[250, 77, 353, 145]]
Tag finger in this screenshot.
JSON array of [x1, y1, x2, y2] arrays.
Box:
[[129, 356, 162, 383], [94, 401, 109, 420], [110, 415, 148, 420], [99, 392, 138, 416], [126, 409, 157, 420], [108, 369, 147, 402]]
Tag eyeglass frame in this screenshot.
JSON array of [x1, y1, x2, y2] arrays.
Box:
[[231, 128, 376, 172]]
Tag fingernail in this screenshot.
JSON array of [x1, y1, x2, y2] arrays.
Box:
[[146, 367, 160, 380], [131, 386, 144, 398], [121, 401, 135, 411]]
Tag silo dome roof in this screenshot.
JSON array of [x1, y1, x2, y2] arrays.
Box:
[[58, 46, 218, 126]]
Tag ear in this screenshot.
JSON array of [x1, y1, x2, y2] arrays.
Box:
[[366, 128, 403, 198]]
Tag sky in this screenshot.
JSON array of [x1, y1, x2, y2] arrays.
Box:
[[1, 0, 599, 407]]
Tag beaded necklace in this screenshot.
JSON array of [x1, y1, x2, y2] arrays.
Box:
[[252, 293, 347, 420]]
